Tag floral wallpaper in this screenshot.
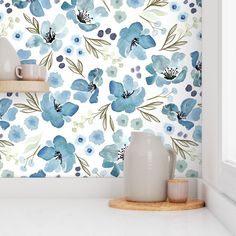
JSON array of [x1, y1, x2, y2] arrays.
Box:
[[0, 0, 202, 178]]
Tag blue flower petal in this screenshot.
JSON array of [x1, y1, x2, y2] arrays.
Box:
[[38, 146, 55, 161], [30, 0, 44, 17], [89, 88, 99, 103], [61, 102, 79, 116], [181, 98, 197, 116], [139, 35, 156, 49], [73, 91, 90, 102], [71, 79, 89, 91], [39, 0, 51, 9], [109, 81, 124, 97], [178, 120, 194, 130], [79, 23, 99, 32], [111, 163, 120, 177]]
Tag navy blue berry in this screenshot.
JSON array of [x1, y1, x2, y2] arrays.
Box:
[[191, 8, 197, 13], [98, 30, 104, 38], [59, 63, 65, 69], [75, 166, 81, 172], [105, 28, 111, 34], [191, 90, 197, 97], [189, 3, 194, 7], [56, 55, 63, 62], [110, 33, 117, 40], [5, 2, 10, 7], [185, 84, 192, 92], [6, 8, 12, 13]]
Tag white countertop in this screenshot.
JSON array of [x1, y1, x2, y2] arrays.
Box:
[[0, 198, 232, 236]]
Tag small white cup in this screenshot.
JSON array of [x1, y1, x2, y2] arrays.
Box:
[[16, 64, 47, 81], [168, 179, 188, 203]]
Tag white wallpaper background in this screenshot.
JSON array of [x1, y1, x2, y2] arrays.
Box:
[[0, 0, 202, 177]]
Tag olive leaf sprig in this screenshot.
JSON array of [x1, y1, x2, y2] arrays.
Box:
[[171, 137, 198, 159], [144, 0, 168, 10], [14, 93, 41, 113], [23, 13, 40, 34]]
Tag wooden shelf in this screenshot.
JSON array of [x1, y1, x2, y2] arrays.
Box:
[[109, 198, 205, 211], [0, 80, 49, 92]]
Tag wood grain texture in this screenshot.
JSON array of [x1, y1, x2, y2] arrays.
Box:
[[0, 80, 49, 92], [109, 198, 205, 211]]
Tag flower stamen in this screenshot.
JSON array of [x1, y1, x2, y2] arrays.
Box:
[[44, 27, 56, 44], [161, 67, 179, 80], [77, 10, 93, 24]]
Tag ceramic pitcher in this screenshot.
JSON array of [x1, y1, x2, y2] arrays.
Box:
[[0, 38, 20, 80], [124, 132, 177, 202]]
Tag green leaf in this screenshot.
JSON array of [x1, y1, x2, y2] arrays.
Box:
[[65, 57, 84, 77], [109, 115, 115, 132], [140, 9, 167, 22], [40, 51, 53, 70]]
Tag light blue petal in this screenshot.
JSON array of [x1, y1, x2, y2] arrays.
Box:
[[0, 98, 12, 117], [12, 0, 28, 9], [73, 91, 90, 102], [178, 120, 194, 130], [89, 89, 99, 103], [61, 1, 75, 10], [79, 23, 99, 32], [111, 163, 120, 177], [156, 76, 170, 87], [171, 52, 185, 66], [17, 49, 31, 60], [193, 126, 202, 143], [173, 67, 187, 84], [39, 43, 50, 55], [39, 0, 51, 9], [146, 75, 157, 85], [44, 159, 60, 172], [139, 35, 156, 49], [71, 79, 89, 91], [51, 40, 63, 51], [56, 28, 68, 39], [77, 0, 94, 11], [30, 0, 44, 17], [151, 55, 170, 73], [0, 121, 10, 130], [52, 14, 66, 33], [66, 10, 78, 24], [188, 107, 202, 121], [38, 146, 55, 161], [131, 45, 146, 60], [26, 35, 43, 48], [180, 98, 196, 116], [61, 102, 79, 116], [109, 81, 124, 97], [191, 51, 199, 67], [40, 21, 51, 37], [3, 107, 17, 121], [55, 91, 71, 104], [99, 144, 119, 162], [123, 75, 134, 91], [102, 160, 114, 168], [91, 6, 108, 18]]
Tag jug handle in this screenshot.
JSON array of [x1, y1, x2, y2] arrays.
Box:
[[168, 149, 177, 179]]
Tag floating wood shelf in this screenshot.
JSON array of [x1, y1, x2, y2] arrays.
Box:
[[109, 198, 205, 211], [0, 80, 49, 92]]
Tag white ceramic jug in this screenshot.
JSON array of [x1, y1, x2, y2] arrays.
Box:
[[124, 132, 177, 202], [0, 37, 20, 80]]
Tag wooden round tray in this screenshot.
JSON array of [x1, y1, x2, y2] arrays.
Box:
[[109, 198, 205, 211]]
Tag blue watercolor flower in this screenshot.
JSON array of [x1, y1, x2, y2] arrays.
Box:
[[146, 52, 187, 87], [8, 125, 26, 143], [75, 135, 86, 145], [76, 48, 85, 57], [48, 72, 63, 88], [109, 75, 145, 113], [127, 0, 144, 8], [191, 51, 202, 87], [26, 14, 68, 55], [169, 2, 180, 11], [114, 10, 127, 23], [116, 114, 129, 127], [131, 118, 143, 130], [117, 22, 156, 60], [41, 91, 79, 128], [0, 98, 17, 130], [162, 98, 201, 130], [12, 31, 23, 41], [89, 130, 104, 145], [163, 123, 175, 135], [84, 144, 94, 156], [38, 135, 76, 173], [71, 68, 103, 103], [185, 169, 198, 178], [71, 35, 82, 45], [178, 12, 188, 22], [30, 170, 46, 177], [12, 0, 51, 17], [193, 125, 202, 143], [111, 0, 123, 8], [24, 116, 39, 130], [61, 0, 108, 32], [1, 169, 14, 177], [99, 129, 128, 177], [176, 160, 187, 173], [0, 12, 5, 22], [63, 45, 74, 56]]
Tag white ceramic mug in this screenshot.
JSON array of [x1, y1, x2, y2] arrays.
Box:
[[168, 179, 188, 203], [15, 64, 47, 81]]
